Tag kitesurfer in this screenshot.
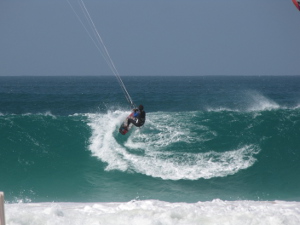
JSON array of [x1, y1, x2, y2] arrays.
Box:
[[126, 104, 146, 128]]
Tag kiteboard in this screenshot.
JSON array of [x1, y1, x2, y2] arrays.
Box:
[[119, 112, 134, 135]]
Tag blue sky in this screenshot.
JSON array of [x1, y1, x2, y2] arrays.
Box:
[[0, 0, 299, 76]]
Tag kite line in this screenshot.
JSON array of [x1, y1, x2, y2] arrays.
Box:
[[66, 0, 135, 108]]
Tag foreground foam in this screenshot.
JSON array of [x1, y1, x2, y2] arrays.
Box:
[[87, 111, 260, 180], [5, 200, 300, 225]]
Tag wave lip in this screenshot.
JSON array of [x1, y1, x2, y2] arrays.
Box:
[[206, 91, 282, 112], [246, 91, 280, 112]]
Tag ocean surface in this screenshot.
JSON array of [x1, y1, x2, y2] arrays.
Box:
[[1, 75, 300, 224]]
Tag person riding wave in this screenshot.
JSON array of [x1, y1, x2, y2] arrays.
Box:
[[126, 104, 146, 128]]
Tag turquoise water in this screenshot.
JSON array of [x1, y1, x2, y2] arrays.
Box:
[[1, 76, 300, 203]]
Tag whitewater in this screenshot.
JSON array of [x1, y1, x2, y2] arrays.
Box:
[[87, 110, 260, 180], [5, 200, 300, 225]]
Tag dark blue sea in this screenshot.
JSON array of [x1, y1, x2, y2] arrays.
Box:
[[1, 75, 300, 224]]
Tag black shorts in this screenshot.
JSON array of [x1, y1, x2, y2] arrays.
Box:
[[128, 118, 144, 127]]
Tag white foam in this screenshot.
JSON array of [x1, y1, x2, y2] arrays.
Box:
[[5, 200, 300, 225], [19, 111, 57, 118], [87, 111, 260, 180], [206, 107, 239, 112]]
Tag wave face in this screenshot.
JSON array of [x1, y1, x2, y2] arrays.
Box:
[[1, 76, 300, 204]]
